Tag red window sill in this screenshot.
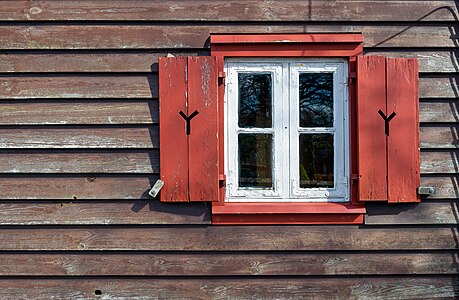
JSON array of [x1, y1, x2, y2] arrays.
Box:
[[212, 202, 365, 225]]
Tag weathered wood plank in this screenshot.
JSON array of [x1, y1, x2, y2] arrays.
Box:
[[421, 151, 459, 174], [420, 126, 459, 149], [0, 101, 157, 125], [0, 176, 156, 199], [0, 99, 453, 126], [0, 75, 157, 99], [1, 1, 456, 21], [419, 76, 459, 99], [0, 151, 158, 173], [0, 25, 454, 49], [0, 177, 456, 200], [0, 125, 450, 149], [365, 50, 459, 73], [0, 227, 455, 251], [421, 176, 459, 199], [420, 101, 459, 123], [0, 201, 210, 225], [0, 51, 204, 73], [0, 127, 158, 148], [0, 50, 455, 73], [0, 278, 457, 299], [0, 150, 453, 174], [0, 76, 453, 99], [365, 202, 459, 225], [0, 253, 455, 275]]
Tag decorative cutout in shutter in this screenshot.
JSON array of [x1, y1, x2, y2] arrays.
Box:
[[357, 56, 420, 203], [159, 56, 220, 202]]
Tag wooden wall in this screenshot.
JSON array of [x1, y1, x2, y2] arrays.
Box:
[[0, 1, 458, 298]]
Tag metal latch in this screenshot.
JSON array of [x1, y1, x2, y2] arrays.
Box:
[[417, 186, 436, 197], [149, 179, 165, 198]]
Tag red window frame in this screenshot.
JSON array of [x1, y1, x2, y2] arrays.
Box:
[[210, 33, 366, 225]]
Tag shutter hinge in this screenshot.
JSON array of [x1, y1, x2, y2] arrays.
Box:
[[350, 174, 360, 182], [219, 174, 226, 182], [219, 174, 226, 187], [218, 71, 226, 85], [348, 72, 357, 85]]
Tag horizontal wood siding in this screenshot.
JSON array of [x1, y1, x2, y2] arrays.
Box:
[[0, 0, 457, 298]]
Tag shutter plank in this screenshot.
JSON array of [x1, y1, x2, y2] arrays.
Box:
[[386, 58, 420, 202], [187, 56, 219, 201], [159, 57, 189, 202], [357, 56, 387, 201]]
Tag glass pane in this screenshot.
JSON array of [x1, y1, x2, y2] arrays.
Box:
[[238, 73, 272, 128], [238, 134, 272, 188], [299, 134, 334, 188], [299, 73, 333, 127]]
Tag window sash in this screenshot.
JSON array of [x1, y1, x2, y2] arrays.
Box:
[[225, 59, 349, 202]]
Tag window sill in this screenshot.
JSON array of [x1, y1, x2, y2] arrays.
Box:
[[212, 202, 365, 225]]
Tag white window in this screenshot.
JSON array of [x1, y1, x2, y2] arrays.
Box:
[[225, 59, 349, 202]]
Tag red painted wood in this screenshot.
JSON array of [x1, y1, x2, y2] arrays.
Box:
[[212, 203, 366, 214], [211, 33, 363, 58], [349, 56, 360, 206], [187, 56, 220, 201], [211, 33, 364, 44], [213, 214, 364, 225], [356, 56, 388, 201], [159, 57, 189, 202], [386, 58, 420, 203], [211, 44, 362, 58]]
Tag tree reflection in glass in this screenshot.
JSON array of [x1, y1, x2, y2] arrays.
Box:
[[238, 73, 272, 128], [238, 134, 273, 188], [299, 73, 333, 127], [299, 134, 334, 188]]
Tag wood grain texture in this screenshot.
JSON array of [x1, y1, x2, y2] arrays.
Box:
[[386, 58, 420, 203], [0, 51, 204, 73], [0, 150, 453, 175], [187, 56, 219, 202], [0, 99, 453, 127], [0, 50, 455, 73], [0, 201, 210, 225], [158, 56, 189, 202], [365, 202, 459, 225], [357, 56, 387, 201], [420, 126, 459, 149], [0, 226, 455, 251], [0, 76, 453, 99], [419, 76, 459, 99], [0, 252, 455, 275], [420, 101, 459, 123], [0, 151, 158, 173], [0, 101, 157, 125], [0, 75, 157, 99], [1, 176, 458, 200], [1, 1, 457, 21], [0, 278, 456, 299], [421, 176, 459, 199], [365, 50, 459, 73], [421, 151, 459, 174], [0, 176, 157, 199], [0, 127, 158, 148], [0, 25, 454, 50]]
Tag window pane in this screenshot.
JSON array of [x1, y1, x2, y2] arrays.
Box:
[[239, 134, 273, 188], [238, 73, 272, 128], [299, 73, 333, 127], [299, 134, 334, 188]]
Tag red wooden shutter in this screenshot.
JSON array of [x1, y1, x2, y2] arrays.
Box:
[[356, 56, 420, 203], [386, 58, 420, 203], [159, 56, 220, 202]]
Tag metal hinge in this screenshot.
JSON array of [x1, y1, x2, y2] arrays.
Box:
[[348, 72, 357, 85]]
